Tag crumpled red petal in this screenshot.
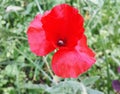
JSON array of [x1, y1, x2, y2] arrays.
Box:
[[52, 48, 96, 78], [27, 14, 55, 56], [42, 4, 84, 48]]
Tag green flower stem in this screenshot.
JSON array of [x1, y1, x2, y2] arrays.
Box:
[[100, 36, 110, 94], [35, 0, 43, 14], [15, 40, 52, 81], [35, 0, 56, 81], [43, 56, 54, 79]]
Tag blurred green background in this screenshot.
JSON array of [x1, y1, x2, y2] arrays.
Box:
[[0, 0, 120, 94]]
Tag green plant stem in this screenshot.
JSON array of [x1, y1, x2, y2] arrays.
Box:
[[15, 40, 52, 81], [43, 56, 54, 78], [104, 50, 110, 94], [35, 0, 43, 14], [100, 36, 110, 94], [35, 0, 54, 80], [106, 57, 110, 94]]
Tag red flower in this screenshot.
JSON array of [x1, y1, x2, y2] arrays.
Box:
[[27, 4, 96, 78]]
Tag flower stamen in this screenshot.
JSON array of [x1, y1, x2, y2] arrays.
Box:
[[57, 40, 65, 47]]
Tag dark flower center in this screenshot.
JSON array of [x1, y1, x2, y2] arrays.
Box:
[[57, 39, 66, 47]]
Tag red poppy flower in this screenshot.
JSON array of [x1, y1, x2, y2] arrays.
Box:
[[27, 4, 96, 78]]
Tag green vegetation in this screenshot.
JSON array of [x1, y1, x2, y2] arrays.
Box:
[[0, 0, 120, 94]]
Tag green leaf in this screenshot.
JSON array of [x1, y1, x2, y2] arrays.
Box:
[[21, 83, 48, 90], [5, 64, 18, 77], [87, 88, 104, 94], [89, 0, 104, 7], [82, 76, 100, 86], [46, 81, 87, 94]]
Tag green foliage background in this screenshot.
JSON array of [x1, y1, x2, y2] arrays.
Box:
[[0, 0, 120, 94]]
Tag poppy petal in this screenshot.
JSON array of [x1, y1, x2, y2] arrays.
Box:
[[27, 14, 55, 56], [52, 48, 95, 78], [76, 35, 95, 57], [42, 4, 84, 48]]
